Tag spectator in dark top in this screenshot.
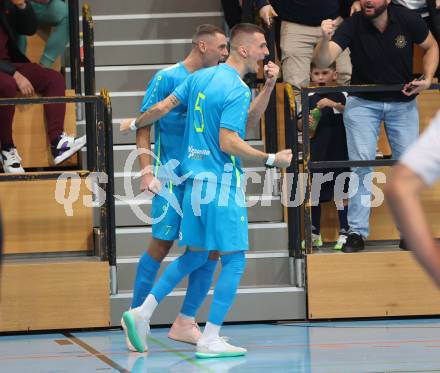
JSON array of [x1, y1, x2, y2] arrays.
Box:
[[255, 0, 352, 104], [352, 0, 440, 78], [0, 0, 85, 173], [313, 0, 439, 252], [298, 62, 350, 251], [221, 0, 243, 29]]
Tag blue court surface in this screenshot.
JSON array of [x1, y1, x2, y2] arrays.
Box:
[[2, 318, 440, 372]]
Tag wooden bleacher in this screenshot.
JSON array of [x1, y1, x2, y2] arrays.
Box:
[[306, 89, 440, 319], [0, 30, 110, 332]]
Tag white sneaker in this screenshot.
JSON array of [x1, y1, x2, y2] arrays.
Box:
[[52, 133, 86, 165], [334, 233, 348, 251], [0, 147, 24, 173], [121, 317, 147, 352], [196, 336, 247, 359], [121, 308, 149, 353]]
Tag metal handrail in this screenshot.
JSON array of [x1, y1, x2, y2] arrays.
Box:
[[82, 4, 97, 170], [68, 0, 81, 94], [300, 83, 440, 254], [0, 94, 112, 267], [100, 89, 117, 294], [284, 84, 304, 287], [262, 22, 278, 155]]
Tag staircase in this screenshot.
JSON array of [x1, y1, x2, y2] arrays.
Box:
[[76, 0, 305, 325]]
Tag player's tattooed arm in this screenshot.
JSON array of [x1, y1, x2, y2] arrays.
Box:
[[120, 94, 181, 132]]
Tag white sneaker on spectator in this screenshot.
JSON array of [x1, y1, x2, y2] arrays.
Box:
[[196, 336, 247, 359], [0, 147, 25, 173], [52, 133, 86, 165]]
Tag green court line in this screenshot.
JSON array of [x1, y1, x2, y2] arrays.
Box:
[[147, 334, 215, 373]]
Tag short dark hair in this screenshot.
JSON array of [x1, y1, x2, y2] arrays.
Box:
[[310, 61, 337, 71], [230, 23, 265, 43], [192, 24, 225, 43]]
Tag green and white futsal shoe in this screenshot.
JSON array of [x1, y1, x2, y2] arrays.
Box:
[[121, 308, 150, 353], [301, 233, 323, 250], [195, 336, 247, 359], [334, 233, 348, 251]]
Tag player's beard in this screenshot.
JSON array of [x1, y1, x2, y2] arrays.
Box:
[[362, 2, 388, 19]]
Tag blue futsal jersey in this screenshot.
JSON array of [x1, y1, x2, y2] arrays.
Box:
[[173, 64, 251, 187], [140, 62, 189, 179]]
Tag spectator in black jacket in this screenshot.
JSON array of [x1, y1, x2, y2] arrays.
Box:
[[0, 0, 85, 173], [256, 0, 352, 104]]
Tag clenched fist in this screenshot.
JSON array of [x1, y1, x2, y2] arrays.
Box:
[[321, 19, 337, 41]]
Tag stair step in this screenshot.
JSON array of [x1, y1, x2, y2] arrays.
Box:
[[76, 117, 261, 145], [113, 222, 288, 257], [111, 142, 265, 172], [116, 251, 291, 292], [108, 195, 283, 226], [113, 167, 278, 197], [111, 285, 305, 325], [92, 43, 191, 66], [79, 0, 222, 15], [89, 15, 223, 42], [67, 65, 167, 92]]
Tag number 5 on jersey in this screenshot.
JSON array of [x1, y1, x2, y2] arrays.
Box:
[[194, 92, 205, 133]]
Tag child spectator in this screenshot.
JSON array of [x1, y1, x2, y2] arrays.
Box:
[[299, 62, 350, 250]]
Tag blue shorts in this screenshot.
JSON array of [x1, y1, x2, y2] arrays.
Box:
[[151, 183, 184, 241], [179, 179, 249, 252]]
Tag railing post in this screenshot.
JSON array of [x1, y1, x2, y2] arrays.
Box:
[[301, 88, 313, 255], [96, 96, 107, 262], [83, 4, 97, 171], [284, 84, 304, 287], [68, 0, 81, 94], [101, 89, 117, 295], [262, 23, 278, 155]]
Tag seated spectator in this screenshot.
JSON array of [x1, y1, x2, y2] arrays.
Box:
[[298, 62, 350, 251], [256, 0, 352, 106], [17, 0, 69, 68], [0, 0, 85, 173]]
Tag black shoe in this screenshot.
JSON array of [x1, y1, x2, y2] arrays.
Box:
[[399, 239, 409, 251], [341, 232, 365, 253]]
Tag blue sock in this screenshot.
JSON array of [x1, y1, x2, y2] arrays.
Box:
[[131, 252, 160, 308], [151, 249, 209, 303], [180, 259, 218, 318], [208, 251, 246, 325]]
